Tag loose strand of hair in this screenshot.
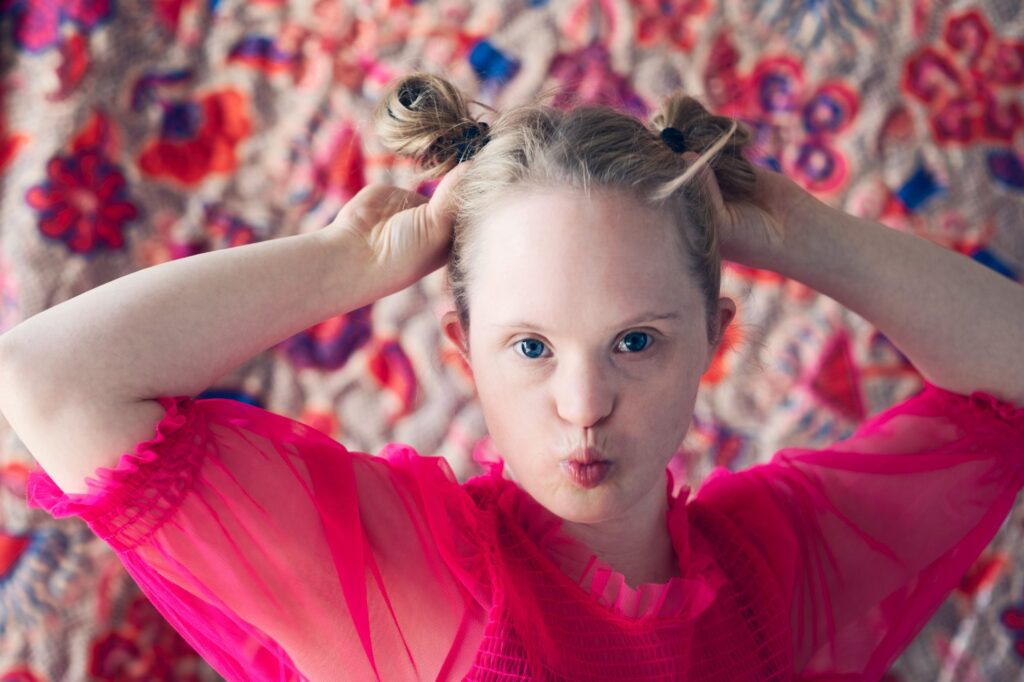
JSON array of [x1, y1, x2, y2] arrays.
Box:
[[649, 120, 739, 203]]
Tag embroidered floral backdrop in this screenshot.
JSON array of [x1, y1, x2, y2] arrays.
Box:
[[1, 0, 1022, 679]]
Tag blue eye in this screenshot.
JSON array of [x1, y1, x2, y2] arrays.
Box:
[[516, 338, 547, 359], [618, 331, 652, 353], [513, 332, 653, 360]]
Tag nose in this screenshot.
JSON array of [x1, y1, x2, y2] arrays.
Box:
[[554, 356, 615, 429]]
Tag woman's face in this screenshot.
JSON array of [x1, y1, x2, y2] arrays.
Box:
[[441, 187, 734, 524]]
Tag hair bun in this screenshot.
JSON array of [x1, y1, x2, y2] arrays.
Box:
[[373, 72, 488, 178], [651, 93, 754, 203]]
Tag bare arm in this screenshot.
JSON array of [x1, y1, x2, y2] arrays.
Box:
[[0, 225, 379, 494], [0, 228, 378, 402], [0, 170, 458, 496], [759, 201, 1024, 406]]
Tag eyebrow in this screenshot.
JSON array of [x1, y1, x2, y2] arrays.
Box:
[[492, 311, 682, 332]]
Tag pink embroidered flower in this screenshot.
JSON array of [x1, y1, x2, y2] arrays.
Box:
[[704, 36, 859, 194], [7, 0, 112, 52], [901, 8, 1023, 188], [549, 44, 647, 117]]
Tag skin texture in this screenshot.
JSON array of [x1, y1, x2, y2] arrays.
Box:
[[441, 187, 736, 587]]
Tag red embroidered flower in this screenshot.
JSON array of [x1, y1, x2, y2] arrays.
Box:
[[25, 147, 138, 253], [138, 89, 252, 186], [632, 0, 711, 52]]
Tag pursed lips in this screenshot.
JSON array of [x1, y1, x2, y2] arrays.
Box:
[[563, 447, 609, 464]]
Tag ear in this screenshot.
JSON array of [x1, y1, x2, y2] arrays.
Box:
[[440, 309, 471, 363], [705, 297, 737, 373]]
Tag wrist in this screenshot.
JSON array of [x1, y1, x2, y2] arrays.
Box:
[[315, 227, 389, 316], [745, 193, 837, 275]]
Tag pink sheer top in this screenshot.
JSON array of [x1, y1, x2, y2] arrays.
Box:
[[25, 380, 1024, 681]]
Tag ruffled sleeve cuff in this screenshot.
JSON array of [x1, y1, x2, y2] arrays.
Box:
[[25, 395, 204, 552], [920, 378, 1024, 433]]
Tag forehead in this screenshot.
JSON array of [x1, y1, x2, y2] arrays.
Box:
[[469, 187, 700, 331]]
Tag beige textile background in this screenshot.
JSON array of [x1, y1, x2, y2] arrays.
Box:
[[1, 0, 1023, 679]]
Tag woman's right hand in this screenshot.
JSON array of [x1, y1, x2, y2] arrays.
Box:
[[325, 163, 470, 299]]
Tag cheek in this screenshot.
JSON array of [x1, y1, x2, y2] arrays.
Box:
[[472, 357, 542, 411], [472, 369, 529, 434], [627, 372, 700, 441]]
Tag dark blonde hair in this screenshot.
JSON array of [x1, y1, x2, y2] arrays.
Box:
[[372, 72, 757, 349]]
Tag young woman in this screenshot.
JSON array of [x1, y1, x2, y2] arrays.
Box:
[[4, 72, 1023, 681]]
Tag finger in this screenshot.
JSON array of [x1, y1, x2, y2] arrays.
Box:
[[426, 161, 472, 226], [432, 161, 471, 205], [392, 185, 429, 210]]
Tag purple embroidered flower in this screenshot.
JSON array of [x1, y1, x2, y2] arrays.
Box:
[[7, 0, 113, 53], [279, 304, 374, 370]]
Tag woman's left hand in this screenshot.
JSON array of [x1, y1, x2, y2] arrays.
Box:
[[682, 151, 824, 267]]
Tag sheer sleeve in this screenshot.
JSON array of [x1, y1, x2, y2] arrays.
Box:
[[691, 380, 1024, 679], [24, 395, 484, 682]]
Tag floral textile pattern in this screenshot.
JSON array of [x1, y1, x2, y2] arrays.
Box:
[[632, 0, 712, 51], [902, 8, 1024, 190], [25, 113, 138, 254], [5, 0, 112, 53], [137, 89, 252, 186]]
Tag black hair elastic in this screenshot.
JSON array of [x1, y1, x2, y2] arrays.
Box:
[[455, 121, 490, 163], [659, 127, 686, 153]]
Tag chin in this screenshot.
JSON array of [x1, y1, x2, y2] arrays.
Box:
[[549, 488, 623, 524]]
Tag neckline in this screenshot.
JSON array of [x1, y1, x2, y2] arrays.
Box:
[[470, 460, 725, 621]]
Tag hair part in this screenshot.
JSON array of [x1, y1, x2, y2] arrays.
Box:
[[373, 72, 758, 351]]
